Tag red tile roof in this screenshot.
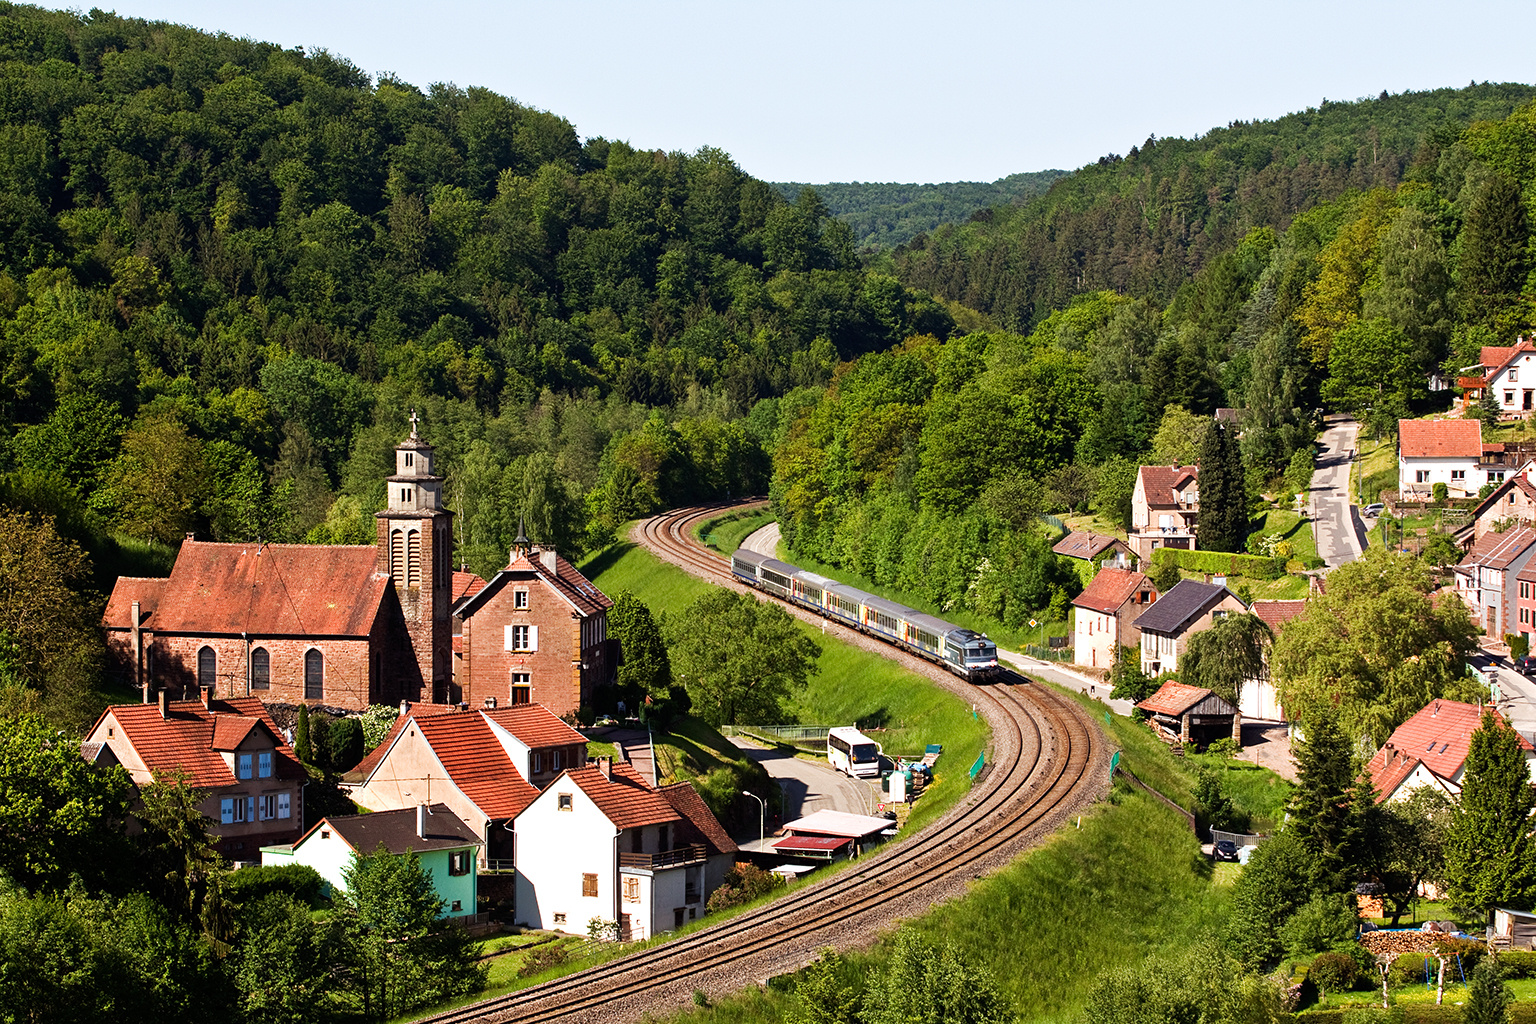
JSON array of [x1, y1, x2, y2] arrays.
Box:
[[1052, 531, 1127, 561], [482, 704, 586, 749], [102, 577, 167, 630], [1459, 525, 1536, 571], [1365, 700, 1532, 802], [1137, 465, 1199, 508], [210, 716, 261, 751], [452, 571, 488, 602], [1072, 567, 1152, 615], [103, 541, 390, 637], [660, 781, 739, 856], [1251, 599, 1308, 633], [95, 698, 300, 788], [458, 547, 612, 621], [415, 713, 540, 820], [1399, 419, 1483, 460], [565, 763, 680, 830], [1136, 681, 1228, 717]]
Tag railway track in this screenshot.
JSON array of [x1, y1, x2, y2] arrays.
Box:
[[416, 503, 1109, 1024]]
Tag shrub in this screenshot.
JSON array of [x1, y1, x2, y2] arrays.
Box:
[[225, 863, 327, 908], [327, 717, 363, 773], [1205, 737, 1239, 758], [1389, 950, 1433, 985], [1508, 633, 1531, 660], [706, 863, 784, 913], [1433, 481, 1449, 504], [1433, 936, 1485, 977], [1498, 949, 1536, 978], [1280, 893, 1358, 958], [1309, 951, 1361, 996]]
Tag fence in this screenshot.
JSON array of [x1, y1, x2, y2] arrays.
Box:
[[724, 724, 833, 742], [1023, 643, 1071, 662], [1039, 513, 1067, 535]]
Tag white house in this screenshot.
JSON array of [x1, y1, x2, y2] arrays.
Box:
[[1364, 699, 1536, 804], [1398, 419, 1486, 499], [1070, 567, 1157, 670], [1477, 339, 1536, 417], [513, 759, 733, 941]]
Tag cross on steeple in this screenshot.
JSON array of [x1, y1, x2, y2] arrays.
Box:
[[409, 408, 419, 439]]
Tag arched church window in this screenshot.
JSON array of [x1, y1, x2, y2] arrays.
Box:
[[304, 649, 324, 700], [198, 646, 215, 690], [251, 647, 269, 690]]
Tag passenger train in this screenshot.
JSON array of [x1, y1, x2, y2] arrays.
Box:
[[729, 549, 1001, 682]]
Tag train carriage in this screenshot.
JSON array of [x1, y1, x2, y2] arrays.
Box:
[[757, 558, 797, 599], [823, 582, 866, 627], [862, 593, 914, 643], [789, 569, 838, 614], [731, 549, 769, 586], [901, 610, 950, 660]]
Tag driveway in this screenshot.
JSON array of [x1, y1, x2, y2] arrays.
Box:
[[1311, 417, 1367, 567], [730, 736, 881, 851]]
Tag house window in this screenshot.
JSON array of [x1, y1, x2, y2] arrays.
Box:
[[1491, 472, 1507, 484], [1508, 391, 1516, 404], [260, 794, 278, 820], [198, 646, 216, 689], [448, 850, 471, 876], [451, 900, 462, 912], [304, 649, 324, 700], [321, 830, 330, 840], [511, 625, 535, 651], [220, 797, 252, 824], [623, 877, 641, 902], [1415, 470, 1430, 483], [258, 751, 273, 779], [558, 793, 573, 811], [553, 913, 566, 925], [514, 589, 529, 609], [278, 793, 291, 819], [552, 749, 562, 771], [237, 753, 253, 780], [251, 647, 269, 690], [1451, 470, 1466, 482], [582, 873, 598, 897], [532, 751, 543, 773], [511, 672, 531, 704]]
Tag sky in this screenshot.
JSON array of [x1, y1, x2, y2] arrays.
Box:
[[86, 0, 1536, 185]]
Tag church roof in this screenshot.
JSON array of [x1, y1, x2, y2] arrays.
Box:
[[103, 541, 390, 637]]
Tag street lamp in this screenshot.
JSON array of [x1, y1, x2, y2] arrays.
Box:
[[739, 790, 765, 850]]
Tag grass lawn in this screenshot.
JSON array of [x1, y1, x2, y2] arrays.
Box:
[[1358, 431, 1397, 505], [1250, 508, 1320, 564], [577, 541, 989, 835], [693, 507, 776, 556], [1060, 512, 1129, 542]]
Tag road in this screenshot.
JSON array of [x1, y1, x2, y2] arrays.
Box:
[[741, 520, 780, 556], [729, 736, 880, 851], [1311, 417, 1367, 567], [1470, 650, 1536, 741]]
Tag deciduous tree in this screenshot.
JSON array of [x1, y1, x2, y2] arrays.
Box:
[[1181, 612, 1272, 708], [667, 590, 821, 725]]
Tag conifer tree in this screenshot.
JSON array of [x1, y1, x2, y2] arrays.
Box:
[[1198, 421, 1246, 552], [1446, 712, 1536, 915], [1463, 956, 1512, 1024], [295, 705, 313, 765], [1288, 712, 1361, 888]]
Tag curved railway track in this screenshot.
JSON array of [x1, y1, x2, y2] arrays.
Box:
[[417, 503, 1110, 1024]]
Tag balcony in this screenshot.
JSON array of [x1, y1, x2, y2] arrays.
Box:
[[618, 843, 707, 870]]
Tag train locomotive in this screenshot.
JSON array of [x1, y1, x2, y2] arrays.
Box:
[[729, 549, 1001, 681]]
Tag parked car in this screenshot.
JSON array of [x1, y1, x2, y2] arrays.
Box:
[[1362, 503, 1385, 518], [1513, 655, 1536, 676], [1214, 839, 1239, 862]]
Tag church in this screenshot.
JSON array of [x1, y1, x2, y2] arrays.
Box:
[[103, 416, 459, 710]]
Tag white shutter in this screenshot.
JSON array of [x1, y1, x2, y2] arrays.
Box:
[[528, 625, 538, 651], [504, 625, 514, 651], [277, 793, 291, 819], [221, 798, 234, 824]]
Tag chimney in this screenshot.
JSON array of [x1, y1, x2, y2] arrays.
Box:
[[200, 684, 214, 709], [399, 699, 410, 716], [185, 531, 195, 542], [483, 696, 497, 709], [416, 804, 427, 839], [158, 688, 169, 719], [540, 548, 558, 572], [598, 755, 612, 780]]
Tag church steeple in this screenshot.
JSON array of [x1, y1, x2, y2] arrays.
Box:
[[512, 515, 530, 561], [387, 408, 442, 512]]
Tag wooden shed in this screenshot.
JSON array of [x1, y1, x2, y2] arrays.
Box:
[[1136, 681, 1240, 750]]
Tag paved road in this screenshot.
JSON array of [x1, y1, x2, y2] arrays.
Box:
[[729, 736, 880, 851], [1470, 649, 1536, 742], [741, 521, 780, 556], [1311, 417, 1367, 567]]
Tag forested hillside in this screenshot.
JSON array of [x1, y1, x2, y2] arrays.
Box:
[[770, 170, 1066, 250], [893, 84, 1536, 330], [773, 95, 1536, 632]]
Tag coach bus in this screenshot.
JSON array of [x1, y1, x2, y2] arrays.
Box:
[[827, 726, 882, 778]]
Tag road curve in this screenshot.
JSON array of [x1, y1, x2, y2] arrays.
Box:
[[415, 502, 1109, 1024]]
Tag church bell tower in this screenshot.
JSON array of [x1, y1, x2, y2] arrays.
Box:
[[376, 411, 454, 703]]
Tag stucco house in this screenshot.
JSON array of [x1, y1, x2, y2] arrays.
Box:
[[514, 758, 734, 942], [1462, 460, 1536, 544], [1452, 524, 1536, 638], [1245, 599, 1308, 722], [85, 690, 304, 861], [1398, 419, 1487, 500], [1466, 339, 1536, 419], [261, 804, 482, 919], [1071, 567, 1157, 670], [1133, 579, 1247, 677], [1364, 699, 1535, 804], [1128, 465, 1199, 560]]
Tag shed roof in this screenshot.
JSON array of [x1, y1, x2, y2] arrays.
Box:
[[1131, 580, 1237, 636], [1136, 681, 1235, 717], [772, 835, 849, 852], [305, 803, 481, 854], [1399, 418, 1483, 460], [1072, 567, 1151, 615], [781, 809, 895, 839]]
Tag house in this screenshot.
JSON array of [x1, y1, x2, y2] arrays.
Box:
[[1245, 599, 1308, 722], [1471, 339, 1536, 418], [102, 416, 455, 709], [1132, 579, 1247, 676], [342, 702, 585, 868], [1071, 567, 1157, 670], [451, 569, 489, 688], [261, 804, 482, 919], [453, 527, 616, 715], [1452, 525, 1536, 638], [1462, 461, 1536, 544], [1398, 419, 1486, 500], [1135, 681, 1240, 749], [658, 782, 739, 895], [1053, 531, 1133, 569], [514, 758, 731, 941], [85, 690, 304, 861], [1128, 465, 1199, 560], [1364, 699, 1535, 804]]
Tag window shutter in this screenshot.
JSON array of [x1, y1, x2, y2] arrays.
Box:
[[278, 793, 291, 819], [259, 752, 272, 779], [504, 625, 514, 651], [246, 797, 255, 823], [528, 625, 538, 651], [221, 798, 234, 824]]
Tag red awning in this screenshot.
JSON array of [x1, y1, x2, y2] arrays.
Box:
[[772, 836, 849, 852]]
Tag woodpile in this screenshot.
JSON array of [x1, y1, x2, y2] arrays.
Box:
[[1359, 930, 1459, 956]]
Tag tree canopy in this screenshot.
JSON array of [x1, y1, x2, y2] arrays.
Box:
[[666, 589, 821, 726]]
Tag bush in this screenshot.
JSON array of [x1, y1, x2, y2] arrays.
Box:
[[1309, 951, 1361, 996], [327, 717, 364, 773], [705, 863, 784, 913], [1205, 737, 1239, 758], [1390, 950, 1434, 985], [1281, 893, 1359, 958], [1498, 949, 1536, 979], [1433, 936, 1485, 977], [225, 863, 327, 908], [1508, 634, 1531, 660], [1433, 482, 1449, 504]]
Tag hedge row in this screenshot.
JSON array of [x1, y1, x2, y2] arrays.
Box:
[[1297, 1008, 1536, 1023], [1149, 547, 1289, 581]]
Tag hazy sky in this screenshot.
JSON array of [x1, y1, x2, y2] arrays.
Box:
[[89, 0, 1536, 184]]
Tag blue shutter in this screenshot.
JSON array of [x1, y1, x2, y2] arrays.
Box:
[[220, 798, 234, 824], [258, 751, 272, 778]]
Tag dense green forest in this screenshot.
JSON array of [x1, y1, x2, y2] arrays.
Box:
[[891, 84, 1536, 331], [770, 170, 1066, 250], [773, 93, 1536, 630]]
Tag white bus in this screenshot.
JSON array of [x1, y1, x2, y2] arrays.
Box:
[[827, 726, 882, 778]]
